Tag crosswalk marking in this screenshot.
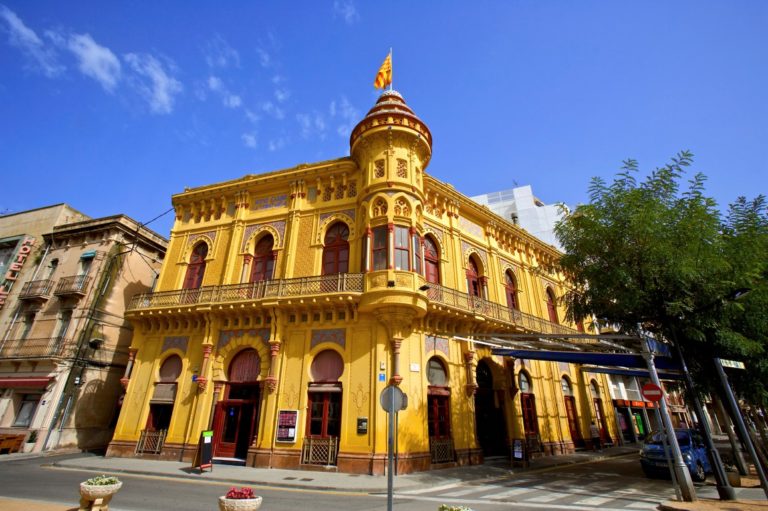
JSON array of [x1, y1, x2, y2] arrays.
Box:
[[526, 491, 570, 503], [626, 501, 658, 509], [573, 496, 612, 506], [399, 482, 459, 495], [484, 486, 537, 500], [442, 485, 501, 497]]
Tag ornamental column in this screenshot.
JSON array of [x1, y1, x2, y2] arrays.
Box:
[[374, 306, 416, 386]]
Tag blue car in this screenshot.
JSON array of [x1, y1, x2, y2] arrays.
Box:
[[639, 429, 711, 481]]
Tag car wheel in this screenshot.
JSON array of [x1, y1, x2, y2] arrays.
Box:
[[691, 462, 706, 482]]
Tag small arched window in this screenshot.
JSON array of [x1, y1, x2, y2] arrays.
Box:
[[590, 380, 601, 399], [467, 256, 483, 297], [183, 242, 208, 289], [427, 357, 448, 386], [561, 376, 573, 397], [424, 236, 440, 284], [159, 355, 183, 382], [250, 235, 275, 282], [310, 349, 344, 382], [546, 287, 558, 324], [322, 222, 350, 275], [504, 270, 518, 310], [519, 371, 532, 393]]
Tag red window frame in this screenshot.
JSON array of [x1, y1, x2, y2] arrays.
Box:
[[322, 223, 350, 275], [521, 392, 539, 436], [307, 391, 341, 438], [427, 393, 451, 439], [371, 226, 388, 271], [424, 236, 440, 284], [183, 242, 208, 289], [394, 226, 410, 271], [504, 271, 518, 310], [546, 288, 559, 324], [250, 236, 275, 282], [467, 258, 482, 297]]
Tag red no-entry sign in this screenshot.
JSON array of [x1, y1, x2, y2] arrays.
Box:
[[642, 383, 664, 402]]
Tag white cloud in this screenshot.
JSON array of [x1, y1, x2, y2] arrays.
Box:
[[330, 96, 359, 137], [274, 88, 290, 103], [204, 34, 240, 69], [124, 53, 182, 114], [0, 5, 63, 76], [256, 47, 270, 67], [333, 0, 359, 25], [261, 100, 285, 120], [245, 109, 260, 123], [67, 33, 121, 92], [296, 112, 327, 139], [207, 75, 241, 109], [268, 137, 287, 151], [241, 132, 257, 148]]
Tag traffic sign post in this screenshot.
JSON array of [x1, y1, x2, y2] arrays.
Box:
[[380, 385, 406, 511], [641, 383, 664, 402]]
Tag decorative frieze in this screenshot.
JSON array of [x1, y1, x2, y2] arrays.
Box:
[[161, 336, 189, 354], [218, 328, 270, 350], [310, 328, 346, 349], [425, 335, 449, 357]]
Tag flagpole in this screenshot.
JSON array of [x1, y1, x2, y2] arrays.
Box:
[[389, 47, 393, 91]]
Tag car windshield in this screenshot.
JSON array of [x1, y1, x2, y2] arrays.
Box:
[[646, 430, 690, 445]]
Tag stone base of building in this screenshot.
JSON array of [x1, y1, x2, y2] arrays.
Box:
[[106, 440, 196, 463]]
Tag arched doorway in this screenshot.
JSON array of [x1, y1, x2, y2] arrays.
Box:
[[213, 349, 262, 461], [591, 379, 611, 446], [427, 357, 454, 463], [322, 222, 350, 274], [561, 376, 584, 448], [304, 349, 344, 466], [182, 242, 207, 303], [546, 287, 558, 324], [146, 355, 182, 432], [504, 270, 518, 310], [424, 236, 440, 285], [474, 359, 509, 457], [519, 371, 541, 453]]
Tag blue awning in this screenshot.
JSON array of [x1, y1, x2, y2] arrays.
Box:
[[490, 349, 682, 371], [80, 250, 97, 259], [581, 366, 684, 381]]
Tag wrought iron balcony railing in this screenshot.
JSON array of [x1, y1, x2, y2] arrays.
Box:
[[127, 273, 365, 310], [18, 280, 54, 300], [426, 283, 579, 335], [0, 337, 73, 359], [54, 275, 91, 296]]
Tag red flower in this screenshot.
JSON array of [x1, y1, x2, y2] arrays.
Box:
[[225, 487, 255, 499]]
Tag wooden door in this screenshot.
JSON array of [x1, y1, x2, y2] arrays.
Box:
[[564, 396, 584, 447], [213, 401, 255, 459]]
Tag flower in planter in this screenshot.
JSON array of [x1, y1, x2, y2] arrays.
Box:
[[438, 505, 474, 511], [83, 475, 121, 486], [225, 487, 255, 499]]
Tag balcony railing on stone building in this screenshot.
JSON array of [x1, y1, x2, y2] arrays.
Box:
[[0, 337, 72, 359], [425, 283, 579, 335], [127, 273, 365, 310], [18, 280, 54, 301], [54, 275, 91, 296], [126, 272, 576, 336]]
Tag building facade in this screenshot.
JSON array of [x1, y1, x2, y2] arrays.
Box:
[[109, 91, 619, 474], [0, 211, 166, 452]]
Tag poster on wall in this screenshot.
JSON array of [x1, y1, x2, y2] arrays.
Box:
[[276, 410, 299, 442]]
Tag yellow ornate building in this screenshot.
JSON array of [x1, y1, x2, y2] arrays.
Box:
[[108, 90, 618, 474]]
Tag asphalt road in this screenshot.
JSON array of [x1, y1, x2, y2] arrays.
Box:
[[0, 453, 691, 511]]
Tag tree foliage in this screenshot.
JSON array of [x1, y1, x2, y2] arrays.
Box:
[[555, 152, 768, 403]]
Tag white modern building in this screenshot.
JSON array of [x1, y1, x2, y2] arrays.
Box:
[[471, 186, 566, 250]]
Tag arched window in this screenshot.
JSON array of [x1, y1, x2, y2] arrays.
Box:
[[518, 371, 538, 437], [519, 371, 532, 393], [183, 242, 208, 289], [467, 256, 483, 297], [427, 357, 448, 386], [590, 380, 601, 399], [250, 235, 275, 282], [147, 355, 183, 432], [228, 349, 261, 382], [546, 287, 558, 324], [310, 349, 344, 382], [561, 376, 573, 396], [322, 222, 350, 275], [591, 379, 610, 444], [504, 270, 518, 310], [424, 236, 440, 284], [308, 350, 344, 441], [159, 355, 182, 382]]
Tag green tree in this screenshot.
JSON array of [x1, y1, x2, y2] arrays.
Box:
[[555, 151, 768, 403]]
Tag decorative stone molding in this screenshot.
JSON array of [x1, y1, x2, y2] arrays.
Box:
[[162, 336, 188, 354]]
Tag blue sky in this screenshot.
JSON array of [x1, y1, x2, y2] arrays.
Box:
[[1, 2, 766, 237]]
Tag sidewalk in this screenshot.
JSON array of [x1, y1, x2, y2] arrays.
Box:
[[44, 445, 641, 493]]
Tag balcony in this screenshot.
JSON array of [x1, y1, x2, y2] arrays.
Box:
[[54, 275, 91, 297], [18, 280, 54, 302], [127, 273, 365, 310], [126, 272, 575, 336], [0, 337, 73, 359]]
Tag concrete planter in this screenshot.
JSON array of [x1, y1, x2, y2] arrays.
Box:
[[218, 496, 263, 511]]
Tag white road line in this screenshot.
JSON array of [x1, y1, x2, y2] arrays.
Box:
[[442, 485, 501, 497], [572, 496, 613, 506], [484, 486, 537, 500], [526, 491, 570, 503], [399, 482, 460, 494]]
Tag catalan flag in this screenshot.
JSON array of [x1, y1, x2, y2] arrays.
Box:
[[373, 51, 392, 89]]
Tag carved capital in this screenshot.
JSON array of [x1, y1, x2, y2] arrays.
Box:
[[265, 375, 278, 393], [196, 377, 208, 392]]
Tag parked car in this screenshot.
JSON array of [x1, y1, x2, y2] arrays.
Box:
[[639, 429, 711, 481]]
